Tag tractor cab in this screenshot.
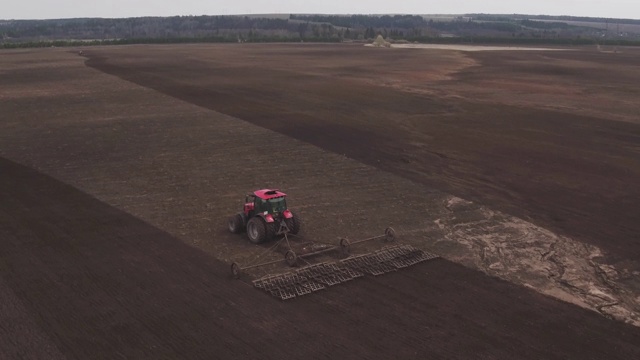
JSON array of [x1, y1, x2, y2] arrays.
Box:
[[244, 189, 288, 218], [231, 188, 300, 244]]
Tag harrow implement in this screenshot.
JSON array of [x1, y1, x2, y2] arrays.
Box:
[[230, 227, 440, 300], [253, 244, 439, 300]]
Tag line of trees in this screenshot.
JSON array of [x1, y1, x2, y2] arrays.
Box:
[[469, 14, 640, 25], [290, 14, 428, 29], [4, 36, 638, 50], [1, 16, 297, 40], [2, 14, 639, 49]]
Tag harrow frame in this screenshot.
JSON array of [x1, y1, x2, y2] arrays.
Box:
[[230, 227, 397, 279], [252, 244, 439, 300]]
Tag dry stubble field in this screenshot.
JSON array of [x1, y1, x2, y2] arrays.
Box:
[[1, 43, 639, 359]]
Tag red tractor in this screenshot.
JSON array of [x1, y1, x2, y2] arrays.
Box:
[[228, 189, 301, 244]]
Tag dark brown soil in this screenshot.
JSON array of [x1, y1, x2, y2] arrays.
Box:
[[84, 44, 640, 272], [2, 43, 640, 359], [2, 157, 639, 359]]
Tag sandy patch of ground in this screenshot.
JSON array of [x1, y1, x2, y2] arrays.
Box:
[[431, 196, 640, 327]]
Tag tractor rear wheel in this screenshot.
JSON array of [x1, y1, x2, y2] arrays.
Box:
[[285, 211, 301, 235], [228, 213, 245, 234], [247, 217, 267, 244]]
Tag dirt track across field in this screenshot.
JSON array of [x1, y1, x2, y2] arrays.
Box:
[[1, 44, 640, 358]]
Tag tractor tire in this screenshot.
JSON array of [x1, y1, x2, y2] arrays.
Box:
[[246, 217, 267, 244], [228, 213, 245, 234], [285, 211, 301, 235], [265, 221, 277, 241]]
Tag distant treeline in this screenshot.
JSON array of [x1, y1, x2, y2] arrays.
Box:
[[469, 14, 640, 25], [290, 14, 428, 28], [4, 36, 638, 50], [2, 14, 639, 49], [1, 16, 296, 39], [0, 36, 342, 49]]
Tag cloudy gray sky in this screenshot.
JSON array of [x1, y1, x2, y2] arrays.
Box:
[[3, 0, 639, 20]]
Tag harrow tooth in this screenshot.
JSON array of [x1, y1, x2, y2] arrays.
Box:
[[343, 268, 364, 278], [389, 259, 409, 269], [323, 277, 341, 286], [304, 281, 326, 292], [294, 284, 312, 296], [270, 288, 297, 300], [378, 262, 398, 274]]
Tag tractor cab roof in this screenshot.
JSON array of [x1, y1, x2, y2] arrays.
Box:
[[252, 189, 287, 200]]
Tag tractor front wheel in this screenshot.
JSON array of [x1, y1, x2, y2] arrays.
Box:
[[247, 217, 267, 244]]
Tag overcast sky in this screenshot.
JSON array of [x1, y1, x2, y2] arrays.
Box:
[[3, 0, 639, 20]]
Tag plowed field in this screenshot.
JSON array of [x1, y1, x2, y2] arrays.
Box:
[[1, 44, 639, 359]]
